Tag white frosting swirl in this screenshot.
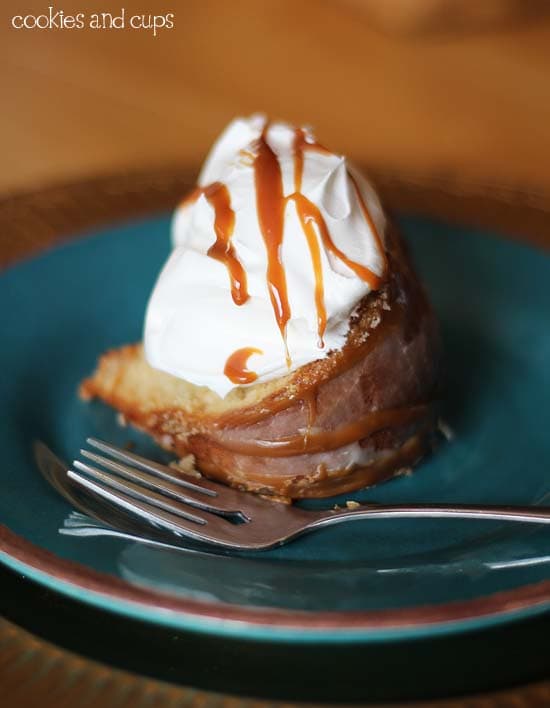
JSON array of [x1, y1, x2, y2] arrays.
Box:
[[144, 115, 386, 397]]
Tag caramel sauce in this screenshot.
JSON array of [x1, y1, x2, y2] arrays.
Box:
[[183, 121, 390, 401], [302, 388, 318, 443], [181, 182, 249, 306], [288, 193, 327, 346], [292, 128, 331, 193], [224, 347, 263, 385], [248, 121, 387, 363], [290, 128, 329, 347], [182, 122, 386, 360], [349, 173, 388, 278], [218, 432, 429, 500], [215, 404, 428, 457], [303, 388, 318, 428], [288, 126, 385, 343], [290, 187, 383, 291], [215, 291, 405, 429], [288, 433, 428, 499], [253, 126, 291, 366]]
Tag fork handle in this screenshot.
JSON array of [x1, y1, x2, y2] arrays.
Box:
[[322, 503, 550, 525]]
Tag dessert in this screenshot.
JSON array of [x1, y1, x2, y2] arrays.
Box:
[[81, 116, 441, 500]]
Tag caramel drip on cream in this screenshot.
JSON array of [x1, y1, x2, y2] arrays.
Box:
[[290, 128, 330, 346], [301, 195, 383, 290], [181, 182, 249, 306], [252, 126, 292, 367], [224, 347, 263, 385], [349, 173, 387, 280], [181, 121, 388, 385], [292, 128, 383, 293], [288, 193, 327, 346], [288, 128, 385, 345]]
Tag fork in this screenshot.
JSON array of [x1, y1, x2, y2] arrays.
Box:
[[36, 438, 550, 551]]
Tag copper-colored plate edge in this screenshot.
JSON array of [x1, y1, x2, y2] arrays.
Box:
[[1, 525, 549, 631]]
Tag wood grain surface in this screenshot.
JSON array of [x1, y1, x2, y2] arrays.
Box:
[[2, 0, 550, 204], [0, 617, 549, 707]]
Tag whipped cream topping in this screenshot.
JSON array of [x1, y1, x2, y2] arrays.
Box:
[[144, 115, 387, 397]]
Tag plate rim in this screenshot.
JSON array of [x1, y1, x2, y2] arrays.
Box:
[[2, 525, 549, 641]]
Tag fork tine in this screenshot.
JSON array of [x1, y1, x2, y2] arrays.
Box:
[[85, 438, 287, 521], [69, 470, 211, 541], [73, 460, 211, 524], [86, 438, 216, 497], [67, 470, 252, 549], [79, 449, 244, 518]]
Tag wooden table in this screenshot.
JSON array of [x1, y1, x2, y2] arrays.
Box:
[[1, 1, 549, 703], [2, 0, 550, 209], [1, 616, 549, 707]]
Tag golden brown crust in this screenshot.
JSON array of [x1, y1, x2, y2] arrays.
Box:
[[80, 223, 442, 500]]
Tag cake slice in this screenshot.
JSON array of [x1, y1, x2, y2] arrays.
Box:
[[81, 218, 441, 501]]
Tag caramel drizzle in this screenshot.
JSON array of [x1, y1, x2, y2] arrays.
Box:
[[292, 129, 384, 283], [252, 126, 292, 366], [224, 347, 263, 385], [181, 182, 248, 306], [215, 302, 401, 429], [286, 193, 328, 347], [302, 388, 318, 442], [349, 173, 388, 279], [287, 127, 385, 346], [289, 128, 329, 346], [215, 404, 428, 457], [183, 121, 388, 382], [250, 123, 387, 356]]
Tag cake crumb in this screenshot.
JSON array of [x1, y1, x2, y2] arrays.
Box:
[[396, 466, 413, 477], [438, 418, 455, 441], [381, 290, 391, 311], [370, 312, 381, 329], [159, 434, 175, 450], [259, 492, 291, 505], [116, 412, 128, 428], [345, 500, 361, 509], [169, 455, 202, 479]]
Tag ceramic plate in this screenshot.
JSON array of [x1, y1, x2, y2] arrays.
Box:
[[1, 213, 549, 643]]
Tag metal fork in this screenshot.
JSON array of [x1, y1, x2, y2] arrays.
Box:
[[36, 439, 550, 551]]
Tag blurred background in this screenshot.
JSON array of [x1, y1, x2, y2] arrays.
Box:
[[2, 0, 550, 241]]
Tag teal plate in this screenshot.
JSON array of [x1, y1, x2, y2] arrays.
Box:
[[1, 213, 549, 643]]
